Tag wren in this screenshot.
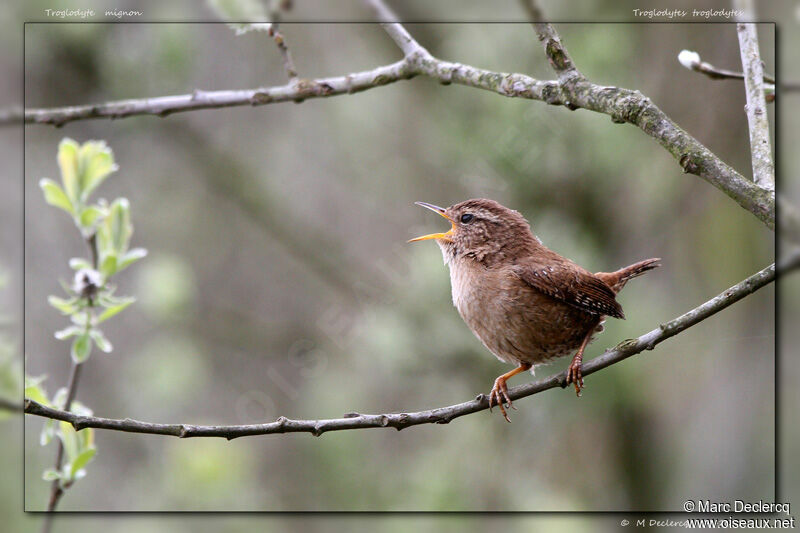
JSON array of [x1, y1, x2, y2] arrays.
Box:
[[410, 198, 660, 422]]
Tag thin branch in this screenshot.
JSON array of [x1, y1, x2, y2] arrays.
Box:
[[365, 0, 430, 58], [44, 361, 82, 523], [9, 9, 775, 229], [24, 258, 786, 440], [17, 59, 415, 126], [268, 24, 299, 81], [44, 232, 99, 525], [735, 19, 775, 190], [678, 50, 775, 85], [519, 0, 584, 85], [262, 0, 299, 82], [513, 1, 774, 228]]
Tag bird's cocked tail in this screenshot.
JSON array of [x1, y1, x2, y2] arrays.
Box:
[[596, 258, 661, 293]]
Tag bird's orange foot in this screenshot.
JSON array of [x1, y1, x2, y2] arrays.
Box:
[[566, 358, 584, 397], [488, 376, 515, 423]]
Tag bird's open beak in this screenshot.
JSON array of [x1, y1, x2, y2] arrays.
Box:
[[409, 202, 455, 243]]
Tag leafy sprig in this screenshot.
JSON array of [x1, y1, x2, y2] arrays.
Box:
[[36, 138, 147, 492]]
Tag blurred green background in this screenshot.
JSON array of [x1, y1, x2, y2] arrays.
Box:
[[1, 0, 792, 531]]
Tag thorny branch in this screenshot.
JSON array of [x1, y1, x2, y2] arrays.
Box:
[[7, 1, 775, 229], [23, 256, 790, 439]]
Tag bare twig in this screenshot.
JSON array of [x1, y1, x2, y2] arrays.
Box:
[[25, 258, 786, 440], [260, 0, 298, 81], [9, 6, 775, 230], [734, 0, 774, 190], [16, 59, 414, 126], [677, 49, 775, 84], [268, 24, 298, 81], [518, 0, 584, 86], [366, 0, 430, 58]]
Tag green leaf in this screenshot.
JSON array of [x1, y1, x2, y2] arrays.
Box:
[[99, 253, 118, 279], [48, 295, 79, 315], [78, 205, 105, 229], [77, 141, 117, 202], [69, 257, 93, 270], [70, 332, 92, 363], [39, 178, 74, 215], [109, 198, 132, 255], [42, 469, 62, 481], [57, 138, 80, 204], [25, 376, 50, 407], [117, 248, 148, 272], [89, 329, 112, 353], [55, 325, 83, 340], [70, 447, 96, 478], [96, 297, 134, 323], [59, 421, 79, 464]]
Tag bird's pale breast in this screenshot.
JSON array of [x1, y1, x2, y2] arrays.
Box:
[[448, 258, 600, 366]]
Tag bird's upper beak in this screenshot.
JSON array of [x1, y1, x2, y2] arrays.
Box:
[[409, 202, 455, 243]]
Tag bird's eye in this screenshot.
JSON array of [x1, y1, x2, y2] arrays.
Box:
[[460, 213, 474, 223]]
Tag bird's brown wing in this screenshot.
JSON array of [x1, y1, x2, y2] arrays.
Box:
[[512, 259, 624, 319]]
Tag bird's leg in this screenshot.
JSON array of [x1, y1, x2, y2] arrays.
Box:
[[488, 363, 532, 423], [566, 321, 600, 397]]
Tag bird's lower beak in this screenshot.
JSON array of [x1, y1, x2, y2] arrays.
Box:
[[409, 202, 455, 243]]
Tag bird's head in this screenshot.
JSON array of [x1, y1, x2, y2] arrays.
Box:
[[409, 198, 538, 265]]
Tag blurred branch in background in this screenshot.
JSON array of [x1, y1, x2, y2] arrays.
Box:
[[163, 121, 385, 302], [5, 2, 774, 229], [24, 253, 792, 438], [0, 396, 21, 413], [734, 0, 775, 190]]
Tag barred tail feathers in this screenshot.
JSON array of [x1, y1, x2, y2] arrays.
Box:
[[596, 258, 661, 293]]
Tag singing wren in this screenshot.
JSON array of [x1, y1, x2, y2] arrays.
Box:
[[410, 198, 660, 422]]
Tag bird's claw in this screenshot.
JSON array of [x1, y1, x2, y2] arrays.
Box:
[[488, 378, 514, 423], [566, 361, 584, 397]]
